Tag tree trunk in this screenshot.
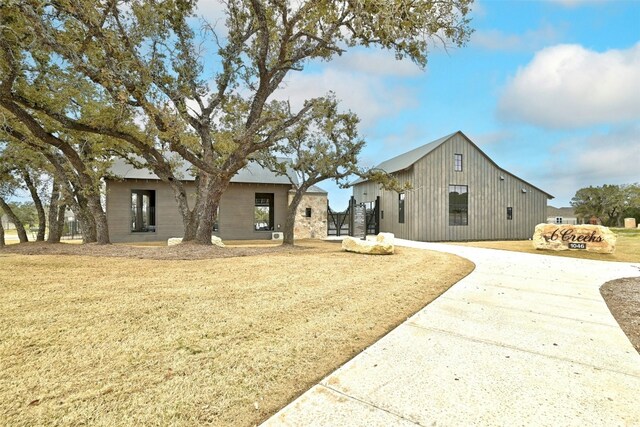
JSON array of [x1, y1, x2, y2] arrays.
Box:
[[0, 196, 29, 243], [72, 194, 97, 243], [168, 180, 197, 242], [56, 204, 65, 240], [0, 219, 5, 247], [194, 173, 229, 245], [283, 188, 307, 245], [87, 194, 110, 244], [47, 179, 63, 243], [22, 171, 46, 241]]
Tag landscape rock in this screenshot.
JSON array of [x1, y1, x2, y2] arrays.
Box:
[[366, 232, 395, 245], [624, 218, 637, 229], [343, 233, 394, 255], [532, 223, 615, 254], [167, 236, 225, 247]]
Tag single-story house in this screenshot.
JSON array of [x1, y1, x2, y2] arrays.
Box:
[[1, 214, 15, 230], [546, 206, 582, 225], [352, 131, 554, 241], [106, 158, 327, 243]]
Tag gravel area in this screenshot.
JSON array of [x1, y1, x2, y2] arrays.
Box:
[[601, 276, 640, 354]]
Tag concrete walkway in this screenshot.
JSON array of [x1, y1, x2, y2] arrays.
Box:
[[263, 240, 640, 426]]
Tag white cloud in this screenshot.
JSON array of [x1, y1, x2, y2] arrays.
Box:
[[195, 1, 226, 26], [470, 0, 487, 18], [472, 25, 560, 52], [331, 50, 423, 77], [533, 125, 640, 205], [571, 125, 640, 181], [274, 66, 419, 129], [498, 43, 640, 129], [468, 130, 516, 147], [545, 0, 607, 7]]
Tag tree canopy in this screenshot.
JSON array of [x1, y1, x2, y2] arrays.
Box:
[[1, 0, 474, 244], [571, 184, 640, 227]]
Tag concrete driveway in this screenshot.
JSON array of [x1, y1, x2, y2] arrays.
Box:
[[263, 240, 640, 426]]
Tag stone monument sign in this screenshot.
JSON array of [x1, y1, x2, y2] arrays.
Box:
[[532, 224, 616, 254]]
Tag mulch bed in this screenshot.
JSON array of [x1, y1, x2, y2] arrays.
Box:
[[601, 276, 640, 354], [0, 241, 306, 260]]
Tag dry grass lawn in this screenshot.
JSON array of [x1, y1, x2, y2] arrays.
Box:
[[456, 228, 640, 263], [0, 240, 472, 426]]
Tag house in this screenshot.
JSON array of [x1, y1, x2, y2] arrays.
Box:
[[106, 159, 327, 243], [352, 131, 553, 241], [546, 206, 582, 225], [1, 214, 15, 230]]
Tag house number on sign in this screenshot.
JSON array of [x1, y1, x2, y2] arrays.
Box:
[[569, 243, 586, 249]]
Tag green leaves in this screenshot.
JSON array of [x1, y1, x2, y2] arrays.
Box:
[[571, 184, 640, 227]]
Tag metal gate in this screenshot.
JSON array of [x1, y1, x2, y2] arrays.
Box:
[[327, 196, 379, 237]]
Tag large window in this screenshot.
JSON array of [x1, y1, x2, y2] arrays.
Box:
[[255, 193, 274, 231], [454, 154, 463, 172], [449, 185, 468, 226], [131, 190, 156, 232], [507, 207, 513, 220], [398, 192, 405, 223]]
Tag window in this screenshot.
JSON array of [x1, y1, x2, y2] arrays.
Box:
[[555, 217, 563, 224], [454, 154, 463, 172], [398, 193, 405, 224], [213, 207, 219, 232], [305, 207, 312, 218], [507, 207, 513, 220], [131, 190, 156, 232], [449, 185, 468, 226], [254, 193, 274, 231]]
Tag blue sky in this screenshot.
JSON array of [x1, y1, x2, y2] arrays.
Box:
[[249, 0, 639, 209], [12, 1, 637, 212]]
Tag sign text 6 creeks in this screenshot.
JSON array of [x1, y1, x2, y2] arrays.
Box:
[[532, 224, 616, 254]]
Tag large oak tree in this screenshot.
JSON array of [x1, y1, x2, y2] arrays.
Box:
[[5, 0, 473, 244]]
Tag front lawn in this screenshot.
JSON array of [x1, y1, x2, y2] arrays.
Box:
[[0, 240, 472, 426], [456, 228, 640, 263]]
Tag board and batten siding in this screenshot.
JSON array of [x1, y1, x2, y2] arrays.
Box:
[[353, 133, 549, 241], [106, 180, 291, 242]]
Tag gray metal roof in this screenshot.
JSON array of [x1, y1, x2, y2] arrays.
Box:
[[547, 206, 577, 217], [373, 132, 456, 174], [306, 185, 328, 194], [108, 156, 299, 186], [351, 132, 456, 185], [353, 130, 553, 199]]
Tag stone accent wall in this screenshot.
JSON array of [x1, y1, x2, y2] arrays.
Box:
[[288, 190, 328, 240]]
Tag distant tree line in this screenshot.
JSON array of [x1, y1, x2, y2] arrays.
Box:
[[571, 184, 640, 227]]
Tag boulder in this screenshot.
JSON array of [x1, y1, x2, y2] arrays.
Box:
[[532, 223, 615, 254], [366, 232, 395, 245], [167, 238, 183, 246], [343, 233, 394, 255], [167, 236, 225, 247]]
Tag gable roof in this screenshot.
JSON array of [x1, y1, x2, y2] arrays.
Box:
[[370, 132, 457, 177], [547, 206, 577, 217], [354, 130, 553, 199], [108, 156, 300, 186]]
